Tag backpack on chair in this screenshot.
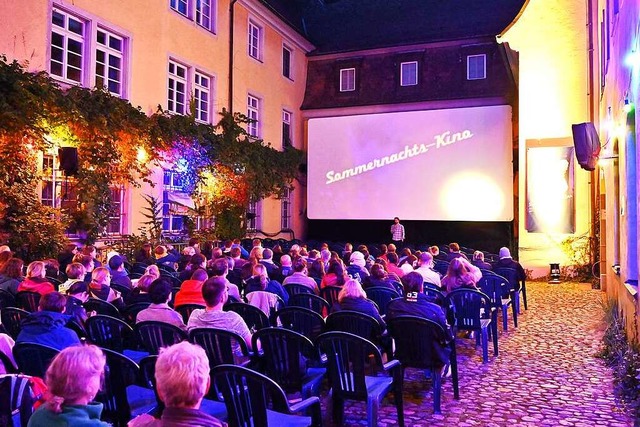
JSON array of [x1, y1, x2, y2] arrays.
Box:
[[0, 374, 47, 427]]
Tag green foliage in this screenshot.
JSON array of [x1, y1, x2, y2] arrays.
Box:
[[560, 233, 596, 282], [139, 195, 164, 246], [597, 299, 640, 418], [213, 206, 246, 240]]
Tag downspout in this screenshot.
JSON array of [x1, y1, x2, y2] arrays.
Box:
[[586, 0, 599, 271], [229, 0, 238, 114]]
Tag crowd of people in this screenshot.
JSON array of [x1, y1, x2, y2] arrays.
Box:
[[0, 238, 526, 425]]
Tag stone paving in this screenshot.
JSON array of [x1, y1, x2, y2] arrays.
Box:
[[321, 282, 636, 426]]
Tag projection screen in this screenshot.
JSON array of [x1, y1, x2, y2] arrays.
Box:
[[307, 105, 513, 221]]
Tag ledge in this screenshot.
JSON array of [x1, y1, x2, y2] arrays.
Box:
[[624, 280, 638, 300]]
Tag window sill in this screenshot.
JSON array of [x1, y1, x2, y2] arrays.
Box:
[[624, 281, 638, 300]]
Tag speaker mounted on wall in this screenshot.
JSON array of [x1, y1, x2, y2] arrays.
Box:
[[58, 147, 78, 176], [571, 122, 601, 171]]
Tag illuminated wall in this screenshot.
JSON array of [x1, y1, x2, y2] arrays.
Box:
[[500, 0, 592, 276]]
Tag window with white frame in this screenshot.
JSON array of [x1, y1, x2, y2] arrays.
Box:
[[282, 110, 292, 147], [50, 8, 127, 97], [168, 61, 188, 115], [400, 61, 418, 86], [170, 0, 216, 32], [339, 68, 356, 92], [163, 169, 186, 233], [248, 21, 262, 60], [467, 54, 486, 80], [247, 199, 261, 232], [247, 94, 260, 137], [282, 45, 292, 79], [281, 187, 291, 230], [106, 186, 124, 234], [194, 71, 211, 123], [170, 0, 188, 16], [167, 60, 213, 122]]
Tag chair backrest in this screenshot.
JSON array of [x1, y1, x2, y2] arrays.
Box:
[[121, 302, 152, 326], [284, 283, 314, 296], [275, 306, 325, 341], [325, 310, 383, 345], [320, 286, 342, 309], [211, 364, 296, 427], [15, 292, 40, 313], [110, 282, 132, 300], [387, 315, 451, 369], [65, 318, 87, 340], [134, 321, 188, 355], [0, 374, 41, 426], [389, 281, 404, 296], [0, 308, 29, 339], [84, 298, 121, 318], [423, 282, 441, 292], [316, 331, 383, 400], [288, 293, 330, 316], [161, 273, 182, 288], [45, 276, 62, 287], [174, 303, 206, 325], [433, 260, 450, 276], [96, 347, 141, 425], [423, 288, 446, 307], [365, 287, 400, 316], [85, 315, 134, 353], [224, 302, 270, 332], [493, 267, 521, 291], [477, 275, 511, 307], [0, 289, 15, 310], [138, 355, 163, 413], [444, 288, 491, 331], [252, 327, 316, 394], [131, 263, 149, 275], [12, 343, 60, 378]]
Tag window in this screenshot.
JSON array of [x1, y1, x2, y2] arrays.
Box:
[[170, 0, 216, 31], [167, 60, 213, 122], [400, 61, 418, 86], [248, 21, 262, 60], [247, 94, 260, 137], [106, 186, 124, 234], [170, 0, 188, 16], [282, 45, 292, 79], [194, 71, 211, 123], [282, 110, 292, 147], [467, 54, 486, 80], [50, 8, 127, 96], [196, 0, 213, 30], [339, 68, 355, 92], [95, 29, 124, 95], [163, 169, 186, 233], [247, 200, 261, 232], [281, 187, 291, 230]]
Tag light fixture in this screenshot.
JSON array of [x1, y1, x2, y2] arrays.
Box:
[[625, 50, 640, 68]]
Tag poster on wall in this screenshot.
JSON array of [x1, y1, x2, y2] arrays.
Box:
[[526, 146, 575, 233]]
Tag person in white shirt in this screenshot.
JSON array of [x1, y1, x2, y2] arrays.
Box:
[[414, 252, 442, 288], [282, 258, 319, 294]]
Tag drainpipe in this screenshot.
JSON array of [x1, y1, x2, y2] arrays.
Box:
[[229, 0, 238, 114], [586, 0, 599, 271]]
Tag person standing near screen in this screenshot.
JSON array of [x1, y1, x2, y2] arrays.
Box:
[[390, 217, 405, 247]]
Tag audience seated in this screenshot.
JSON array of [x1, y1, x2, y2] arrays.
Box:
[[65, 281, 91, 326], [278, 254, 293, 278], [178, 245, 197, 272], [108, 255, 132, 290], [134, 243, 155, 266], [208, 258, 241, 301], [18, 261, 55, 295], [82, 245, 102, 268], [16, 292, 81, 350], [308, 259, 325, 284], [385, 252, 405, 279], [244, 264, 289, 304], [144, 265, 161, 280], [430, 245, 448, 261], [0, 333, 17, 374], [88, 267, 125, 310], [492, 247, 526, 281], [363, 263, 397, 290], [59, 262, 86, 294], [346, 251, 369, 282], [154, 245, 179, 270], [178, 254, 206, 282], [271, 244, 285, 265], [415, 252, 442, 288], [446, 243, 468, 262], [27, 345, 109, 426], [472, 251, 492, 270], [259, 248, 281, 281], [57, 243, 79, 275], [136, 278, 187, 331], [174, 269, 208, 307], [187, 276, 254, 354], [129, 342, 224, 427], [73, 253, 95, 284], [0, 257, 24, 295], [441, 258, 482, 294], [331, 279, 386, 329], [282, 258, 319, 294], [321, 259, 348, 288]]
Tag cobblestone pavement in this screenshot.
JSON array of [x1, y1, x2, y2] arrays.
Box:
[[322, 282, 636, 426]]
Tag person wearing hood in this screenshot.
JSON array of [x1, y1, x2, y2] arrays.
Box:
[[16, 291, 81, 351], [492, 247, 526, 281]]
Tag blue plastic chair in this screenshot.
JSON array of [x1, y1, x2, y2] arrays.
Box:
[[12, 343, 59, 378], [494, 267, 528, 313], [478, 274, 517, 331], [275, 306, 325, 341], [316, 331, 404, 427], [365, 286, 400, 316]]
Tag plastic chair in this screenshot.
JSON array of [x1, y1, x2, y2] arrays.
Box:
[[224, 302, 270, 332], [0, 307, 29, 339], [212, 364, 322, 427], [389, 281, 404, 296], [287, 293, 330, 316], [15, 292, 40, 313], [433, 260, 450, 277], [494, 267, 528, 313], [320, 286, 341, 309], [445, 288, 498, 363], [0, 374, 39, 426], [134, 321, 187, 355], [284, 283, 314, 296], [365, 286, 400, 316], [477, 275, 517, 331], [110, 282, 132, 301], [65, 318, 87, 340], [423, 288, 446, 307], [121, 302, 152, 326], [174, 303, 205, 324], [97, 348, 158, 427], [160, 273, 182, 288], [86, 314, 134, 353], [189, 327, 254, 368], [325, 310, 390, 357], [0, 350, 17, 373], [316, 331, 404, 427], [0, 289, 15, 310], [84, 298, 121, 318], [252, 327, 325, 400], [12, 343, 60, 378], [387, 316, 459, 413], [275, 307, 325, 341]]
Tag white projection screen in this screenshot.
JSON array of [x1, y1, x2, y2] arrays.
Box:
[[307, 105, 513, 221]]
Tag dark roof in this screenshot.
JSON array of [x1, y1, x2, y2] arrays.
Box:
[[262, 0, 527, 54]]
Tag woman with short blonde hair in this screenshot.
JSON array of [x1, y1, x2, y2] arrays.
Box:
[[17, 261, 55, 295], [27, 345, 109, 426], [332, 279, 385, 328], [145, 264, 161, 280]]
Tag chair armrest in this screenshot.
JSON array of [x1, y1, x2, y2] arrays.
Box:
[[382, 359, 401, 372], [289, 396, 321, 413]]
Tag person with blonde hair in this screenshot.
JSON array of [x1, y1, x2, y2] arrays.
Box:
[[88, 267, 124, 310], [27, 345, 109, 426], [125, 273, 155, 305], [59, 262, 86, 294], [472, 251, 492, 270], [129, 342, 224, 427], [330, 279, 385, 328], [244, 263, 288, 304], [441, 257, 482, 294], [144, 264, 161, 280], [18, 261, 55, 295]]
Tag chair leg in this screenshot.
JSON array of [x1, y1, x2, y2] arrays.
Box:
[[501, 306, 508, 331], [367, 397, 379, 427], [449, 339, 459, 399], [492, 320, 499, 356], [395, 382, 404, 427], [332, 396, 344, 426], [431, 369, 442, 414], [513, 291, 521, 315], [512, 300, 518, 328], [481, 327, 488, 363], [522, 283, 528, 310]]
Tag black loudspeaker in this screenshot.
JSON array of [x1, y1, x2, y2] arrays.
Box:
[[571, 122, 601, 171], [58, 147, 78, 176]]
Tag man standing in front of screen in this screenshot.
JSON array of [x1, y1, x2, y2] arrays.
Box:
[[390, 217, 405, 248]]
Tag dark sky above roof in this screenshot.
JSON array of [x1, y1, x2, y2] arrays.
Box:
[[262, 0, 527, 54]]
